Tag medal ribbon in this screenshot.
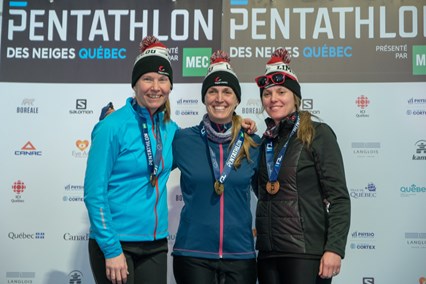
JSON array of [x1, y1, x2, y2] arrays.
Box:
[[201, 126, 245, 185], [265, 114, 300, 183], [133, 99, 163, 185]]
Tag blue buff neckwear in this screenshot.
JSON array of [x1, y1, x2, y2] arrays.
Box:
[[201, 125, 245, 195], [132, 99, 163, 186]]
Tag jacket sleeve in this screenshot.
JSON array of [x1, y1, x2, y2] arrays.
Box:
[[312, 123, 351, 259], [84, 120, 123, 259]]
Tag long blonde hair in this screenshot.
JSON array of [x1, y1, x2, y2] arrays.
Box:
[[230, 115, 259, 168], [294, 96, 315, 148]]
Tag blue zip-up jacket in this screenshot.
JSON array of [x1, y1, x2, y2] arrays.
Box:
[[84, 97, 178, 259], [172, 121, 260, 260]]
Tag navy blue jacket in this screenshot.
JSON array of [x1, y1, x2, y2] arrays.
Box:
[[172, 122, 261, 259]]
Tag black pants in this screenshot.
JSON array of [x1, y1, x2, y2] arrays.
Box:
[[257, 257, 333, 284], [173, 256, 257, 284], [89, 238, 168, 284]]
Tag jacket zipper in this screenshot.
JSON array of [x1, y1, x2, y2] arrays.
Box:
[[151, 113, 159, 240], [219, 143, 224, 258]]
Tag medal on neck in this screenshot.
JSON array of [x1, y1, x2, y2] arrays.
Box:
[[133, 99, 163, 187], [201, 125, 244, 195], [265, 114, 299, 195]]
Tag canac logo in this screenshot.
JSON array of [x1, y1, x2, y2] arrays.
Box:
[[76, 140, 89, 151], [15, 141, 42, 156]]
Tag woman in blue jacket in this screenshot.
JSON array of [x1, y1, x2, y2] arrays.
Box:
[[84, 36, 178, 284], [172, 51, 260, 284]]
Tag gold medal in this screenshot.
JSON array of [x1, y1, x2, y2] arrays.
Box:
[[214, 180, 225, 195], [150, 174, 157, 187], [266, 181, 280, 195]]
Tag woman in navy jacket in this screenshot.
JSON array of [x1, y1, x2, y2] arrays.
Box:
[[172, 51, 260, 284]]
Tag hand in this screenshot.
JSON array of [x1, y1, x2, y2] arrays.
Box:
[[318, 251, 341, 279], [241, 118, 257, 134], [99, 102, 115, 121], [105, 253, 129, 284]]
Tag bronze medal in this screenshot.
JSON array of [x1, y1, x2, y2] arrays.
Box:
[[266, 181, 280, 195], [150, 174, 157, 187], [214, 180, 225, 195]]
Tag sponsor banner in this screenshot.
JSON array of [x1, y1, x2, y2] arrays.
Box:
[[0, 0, 221, 83], [222, 0, 426, 82]]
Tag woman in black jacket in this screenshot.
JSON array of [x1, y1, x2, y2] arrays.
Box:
[[254, 48, 351, 284]]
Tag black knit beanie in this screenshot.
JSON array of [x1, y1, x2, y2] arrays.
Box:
[[131, 36, 173, 88], [257, 48, 301, 99], [201, 50, 241, 103]]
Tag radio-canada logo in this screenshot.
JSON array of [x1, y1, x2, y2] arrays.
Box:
[[11, 180, 26, 203], [355, 95, 370, 118]]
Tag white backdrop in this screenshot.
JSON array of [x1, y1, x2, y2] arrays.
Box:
[[1, 0, 426, 283], [1, 81, 425, 284]]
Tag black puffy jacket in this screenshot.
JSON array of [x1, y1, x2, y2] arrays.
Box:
[[255, 118, 351, 260]]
